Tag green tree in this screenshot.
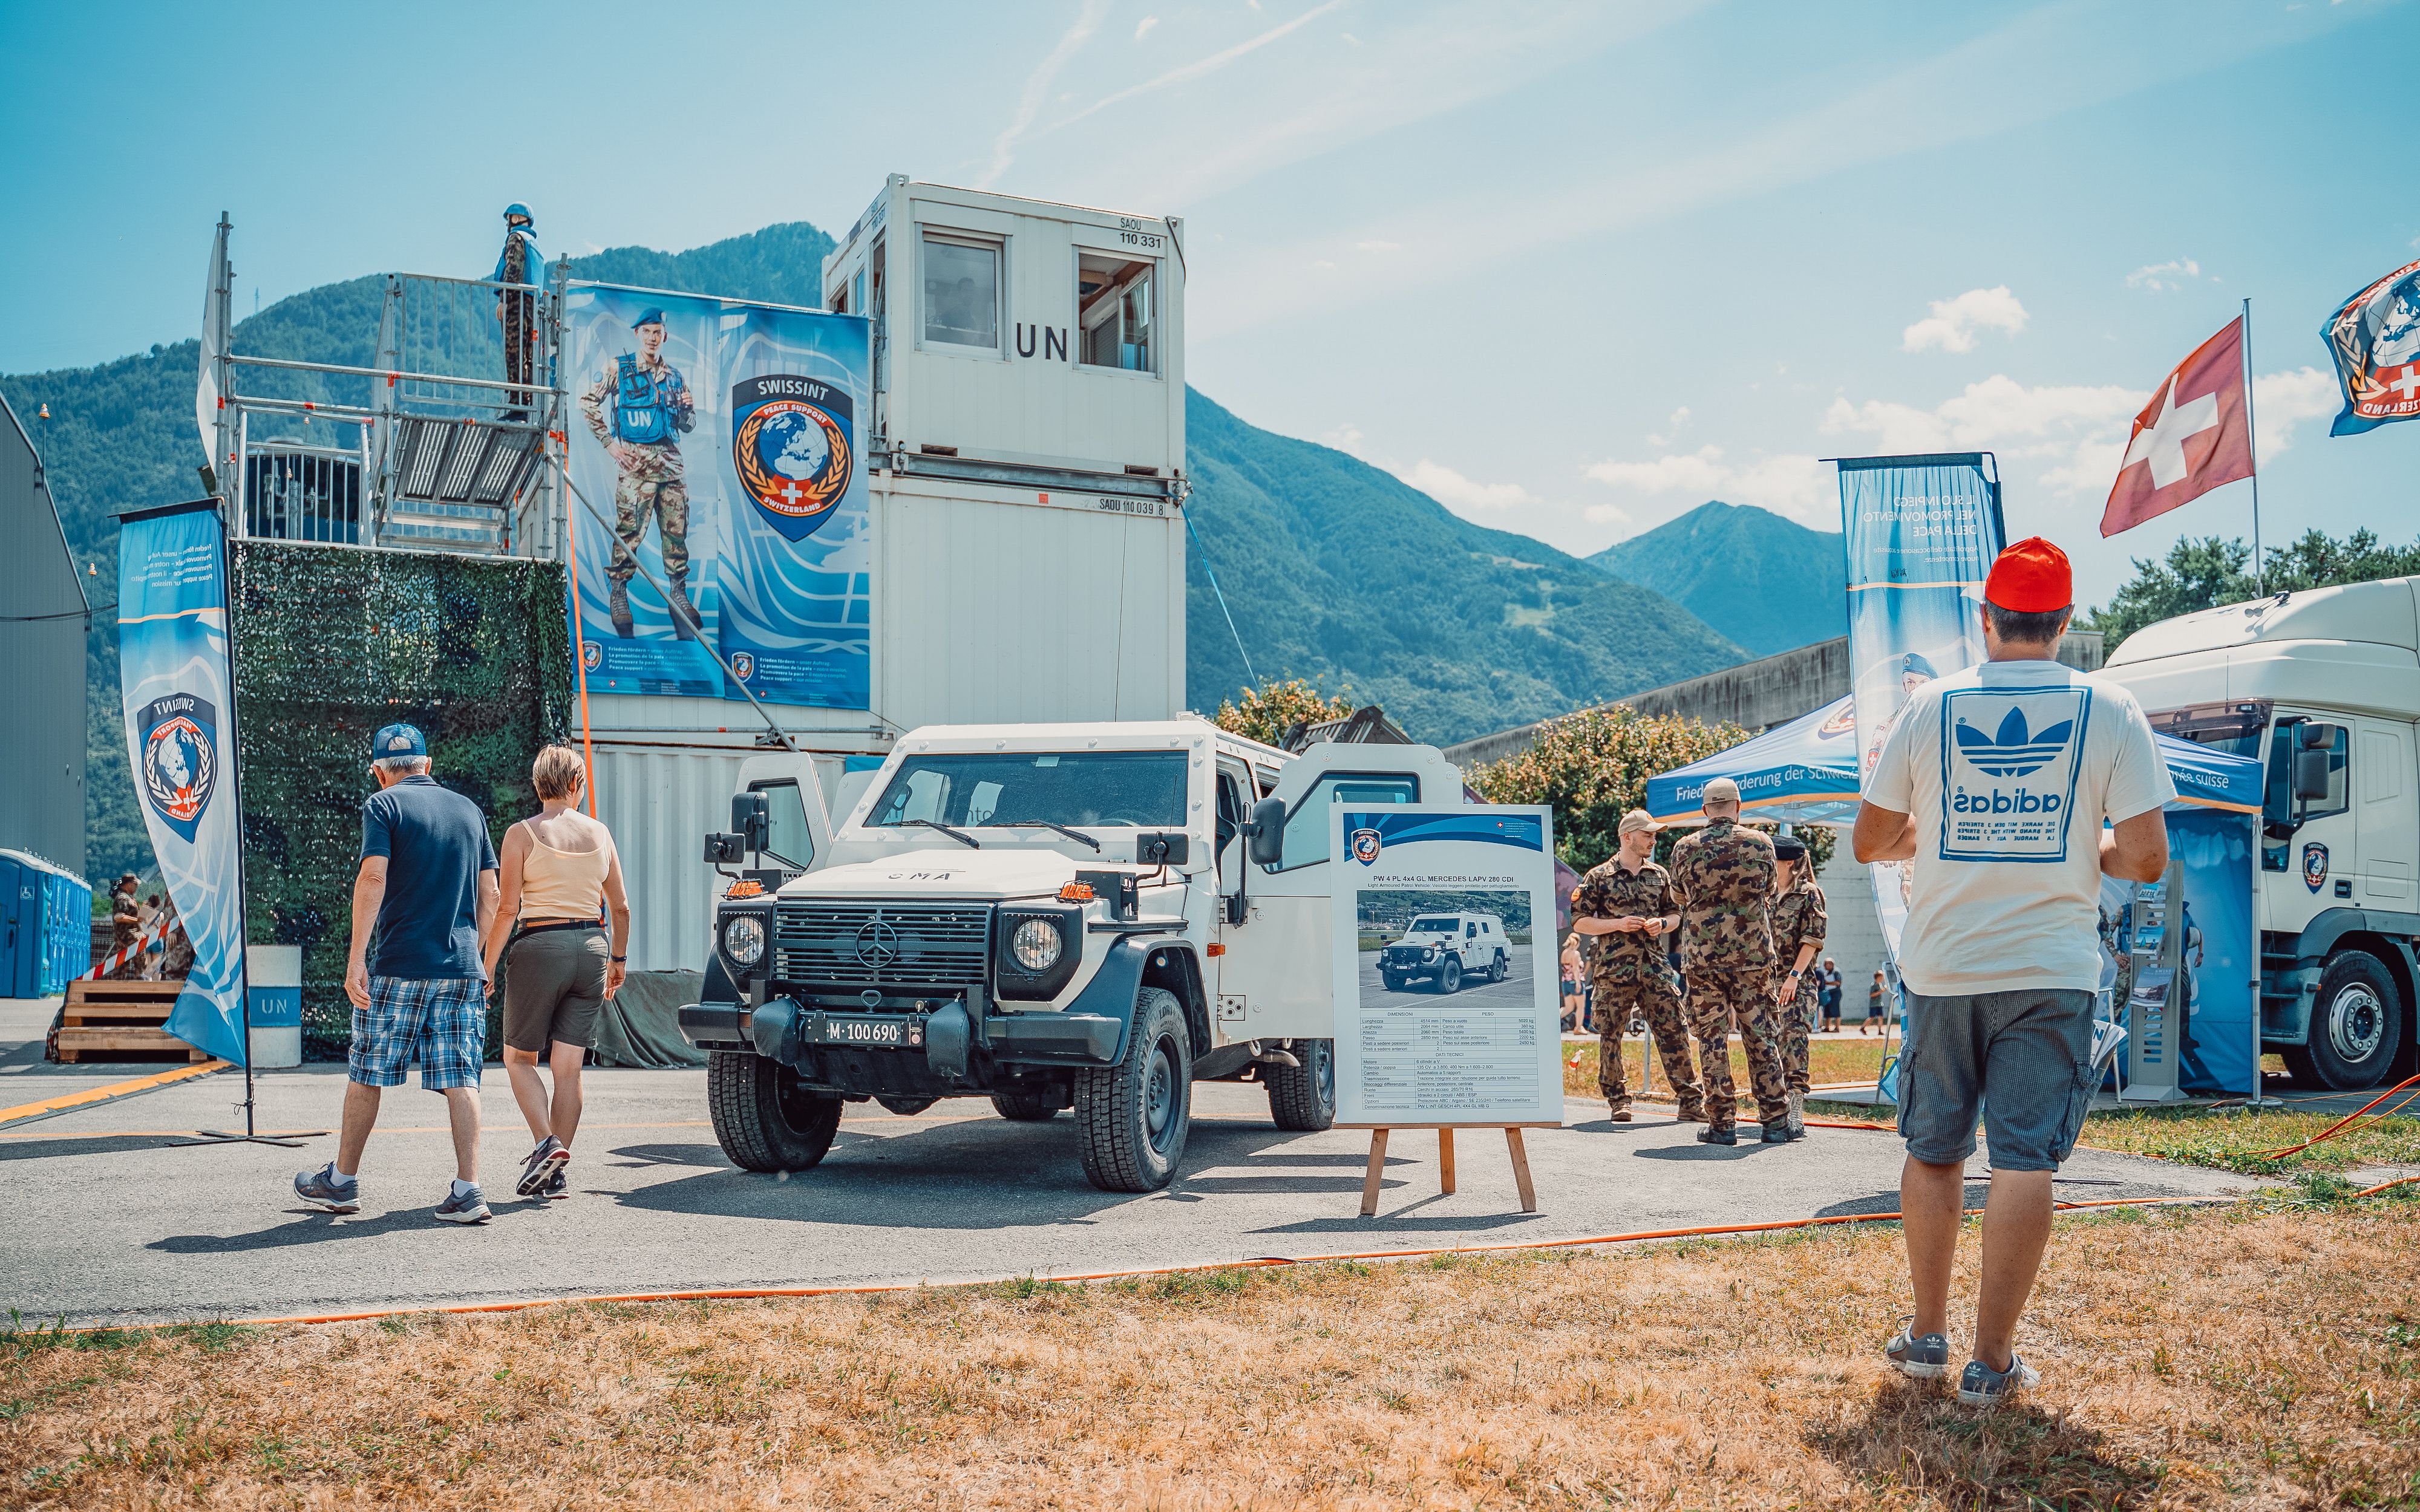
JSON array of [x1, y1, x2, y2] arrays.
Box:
[[1213, 678, 1356, 748], [2088, 529, 2420, 650]]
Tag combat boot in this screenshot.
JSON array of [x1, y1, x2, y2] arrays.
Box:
[[1788, 1090, 1807, 1138], [1607, 1103, 1632, 1123], [1696, 1126, 1738, 1145], [1761, 1122, 1793, 1144], [665, 575, 699, 641], [608, 581, 634, 639]]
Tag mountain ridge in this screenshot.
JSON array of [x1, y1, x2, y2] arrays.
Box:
[[1586, 500, 1846, 657]]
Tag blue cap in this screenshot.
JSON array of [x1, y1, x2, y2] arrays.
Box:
[[503, 203, 532, 223], [632, 307, 666, 329], [371, 723, 427, 760]]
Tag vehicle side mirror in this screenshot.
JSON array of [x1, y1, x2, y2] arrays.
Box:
[[1245, 797, 1287, 867], [731, 791, 770, 853], [2292, 723, 2338, 803]]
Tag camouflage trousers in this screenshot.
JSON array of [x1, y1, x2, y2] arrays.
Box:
[[609, 443, 688, 585], [1773, 979, 1817, 1093], [1686, 966, 1790, 1134], [1594, 969, 1703, 1118]]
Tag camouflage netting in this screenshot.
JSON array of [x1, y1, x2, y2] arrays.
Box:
[[230, 542, 572, 1055]]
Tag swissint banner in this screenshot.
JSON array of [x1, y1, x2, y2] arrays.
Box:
[[117, 501, 249, 1067], [563, 284, 874, 709], [1837, 454, 2006, 963]]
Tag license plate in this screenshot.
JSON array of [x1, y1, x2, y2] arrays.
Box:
[[812, 1015, 908, 1046]]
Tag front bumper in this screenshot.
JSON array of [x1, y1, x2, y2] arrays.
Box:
[[676, 996, 1125, 1071]]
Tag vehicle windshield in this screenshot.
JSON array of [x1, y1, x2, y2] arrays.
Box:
[[1405, 916, 1458, 934], [865, 750, 1189, 831]]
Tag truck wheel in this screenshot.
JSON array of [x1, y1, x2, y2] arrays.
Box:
[[1074, 987, 1191, 1191], [1265, 1038, 1335, 1131], [876, 1096, 937, 1116], [707, 1051, 844, 1173], [1381, 970, 1405, 992], [1436, 957, 1462, 994], [1491, 949, 1508, 982], [2302, 950, 2405, 1090], [992, 1091, 1062, 1122]]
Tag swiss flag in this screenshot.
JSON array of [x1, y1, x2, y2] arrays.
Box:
[[2101, 317, 2254, 538]]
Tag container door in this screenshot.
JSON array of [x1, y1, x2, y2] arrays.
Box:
[[2353, 719, 2417, 909], [0, 858, 25, 999]]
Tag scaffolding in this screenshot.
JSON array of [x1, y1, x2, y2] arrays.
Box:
[[200, 214, 563, 558]]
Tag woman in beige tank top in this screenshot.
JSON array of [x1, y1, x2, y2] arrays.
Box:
[[480, 746, 631, 1199]]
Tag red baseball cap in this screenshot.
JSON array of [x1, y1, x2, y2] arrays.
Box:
[[1984, 537, 2072, 613]]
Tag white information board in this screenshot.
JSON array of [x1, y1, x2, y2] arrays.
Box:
[[1328, 804, 1563, 1127]]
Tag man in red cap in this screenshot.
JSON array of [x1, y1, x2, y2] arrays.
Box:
[[1853, 536, 2173, 1407]]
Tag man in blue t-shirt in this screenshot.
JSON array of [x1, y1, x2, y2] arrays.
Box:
[[295, 724, 501, 1224]]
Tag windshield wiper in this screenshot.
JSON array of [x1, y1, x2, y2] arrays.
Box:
[[897, 818, 979, 849], [995, 820, 1102, 852]]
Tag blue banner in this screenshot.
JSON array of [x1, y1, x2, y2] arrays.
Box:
[[1838, 453, 2004, 966], [564, 284, 873, 708], [117, 502, 248, 1067], [1645, 694, 1864, 825], [2320, 257, 2420, 437]]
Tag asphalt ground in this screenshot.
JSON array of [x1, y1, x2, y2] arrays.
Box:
[[2, 1039, 2264, 1329], [1358, 948, 1536, 1011]]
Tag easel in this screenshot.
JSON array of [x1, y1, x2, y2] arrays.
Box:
[[1347, 1123, 1551, 1217]]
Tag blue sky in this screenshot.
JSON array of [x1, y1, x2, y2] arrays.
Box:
[[5, 0, 2415, 605]]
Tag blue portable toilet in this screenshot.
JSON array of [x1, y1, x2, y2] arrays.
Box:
[[0, 850, 93, 999]]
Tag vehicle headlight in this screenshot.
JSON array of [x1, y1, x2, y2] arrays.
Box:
[[721, 914, 767, 969], [1423, 946, 1439, 960], [1011, 917, 1063, 972]]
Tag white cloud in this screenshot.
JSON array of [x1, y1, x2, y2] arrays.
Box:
[[1134, 15, 1159, 41], [1581, 445, 1828, 520], [1044, 0, 1349, 138], [1320, 422, 1364, 451], [1645, 405, 1692, 446], [1394, 458, 1533, 512], [1823, 374, 2144, 495], [2254, 366, 2338, 459], [2126, 258, 2204, 292], [1584, 501, 1633, 527], [1901, 286, 2029, 353], [979, 0, 1113, 187]]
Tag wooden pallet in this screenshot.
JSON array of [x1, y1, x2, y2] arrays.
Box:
[[54, 980, 205, 1063]]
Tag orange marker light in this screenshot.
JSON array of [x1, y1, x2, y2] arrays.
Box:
[[1206, 943, 1227, 957], [1058, 882, 1095, 902], [724, 879, 764, 899]]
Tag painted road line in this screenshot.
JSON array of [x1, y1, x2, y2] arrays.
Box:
[[0, 1060, 229, 1131]]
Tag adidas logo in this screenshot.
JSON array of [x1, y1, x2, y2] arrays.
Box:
[[1953, 707, 2074, 778]]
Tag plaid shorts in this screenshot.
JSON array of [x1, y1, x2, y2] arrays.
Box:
[[351, 976, 486, 1090]]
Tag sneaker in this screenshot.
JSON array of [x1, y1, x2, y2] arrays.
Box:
[[293, 1163, 360, 1214], [516, 1136, 567, 1198], [1697, 1126, 1738, 1145], [434, 1185, 492, 1225], [1958, 1352, 2039, 1407], [542, 1168, 569, 1199], [1885, 1318, 1950, 1380]]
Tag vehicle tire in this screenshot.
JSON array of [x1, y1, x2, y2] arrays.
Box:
[[992, 1090, 1062, 1122], [1491, 949, 1508, 983], [2301, 950, 2405, 1090], [1437, 956, 1462, 994], [1074, 986, 1191, 1191], [876, 1095, 937, 1116], [707, 1051, 845, 1173], [1265, 1038, 1336, 1132], [1381, 971, 1405, 992]]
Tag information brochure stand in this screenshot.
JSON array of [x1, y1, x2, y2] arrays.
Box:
[[1329, 805, 1563, 1219]]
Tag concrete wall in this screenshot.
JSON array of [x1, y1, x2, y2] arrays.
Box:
[[0, 394, 88, 882]]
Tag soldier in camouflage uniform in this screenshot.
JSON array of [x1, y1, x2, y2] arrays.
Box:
[[580, 308, 698, 641], [1668, 777, 1791, 1144], [1767, 835, 1828, 1137], [1570, 810, 1704, 1123]]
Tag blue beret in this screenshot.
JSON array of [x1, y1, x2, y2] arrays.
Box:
[[632, 308, 667, 329]]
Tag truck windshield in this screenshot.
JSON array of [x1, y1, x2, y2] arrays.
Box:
[[865, 751, 1189, 831], [1407, 917, 1457, 933]]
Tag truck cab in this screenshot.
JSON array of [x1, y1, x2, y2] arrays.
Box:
[[678, 717, 1470, 1190], [2099, 576, 2420, 1088]]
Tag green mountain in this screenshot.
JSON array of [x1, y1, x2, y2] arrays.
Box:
[[5, 220, 1741, 882], [1586, 500, 1846, 658]]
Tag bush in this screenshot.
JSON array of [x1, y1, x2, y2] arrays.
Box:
[[1212, 678, 1355, 749]]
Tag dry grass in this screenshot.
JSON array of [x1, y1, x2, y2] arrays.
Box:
[[7, 1198, 2418, 1508], [1564, 1036, 1888, 1100]]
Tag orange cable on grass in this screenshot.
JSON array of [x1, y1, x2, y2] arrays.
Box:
[[2248, 1072, 2420, 1161]]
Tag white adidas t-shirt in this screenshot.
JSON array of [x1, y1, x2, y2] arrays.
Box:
[[1867, 657, 2174, 996]]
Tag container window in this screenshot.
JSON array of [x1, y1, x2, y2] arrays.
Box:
[[748, 779, 817, 870], [1078, 253, 1154, 373], [921, 232, 1000, 352]]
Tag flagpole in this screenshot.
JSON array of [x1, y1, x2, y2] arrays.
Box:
[[2242, 297, 2264, 598]]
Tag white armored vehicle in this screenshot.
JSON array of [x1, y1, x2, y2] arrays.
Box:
[[1377, 912, 1509, 993], [679, 719, 1470, 1190]]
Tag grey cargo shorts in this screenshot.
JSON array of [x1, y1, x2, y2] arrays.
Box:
[[1896, 987, 2098, 1173]]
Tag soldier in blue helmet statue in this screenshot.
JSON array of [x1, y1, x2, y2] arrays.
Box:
[[578, 308, 698, 639], [493, 204, 543, 420]]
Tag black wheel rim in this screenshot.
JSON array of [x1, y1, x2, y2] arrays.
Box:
[[774, 1064, 823, 1132], [1143, 1035, 1179, 1152]]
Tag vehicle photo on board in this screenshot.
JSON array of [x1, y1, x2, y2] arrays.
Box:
[[1377, 911, 1511, 994], [678, 719, 1474, 1191]]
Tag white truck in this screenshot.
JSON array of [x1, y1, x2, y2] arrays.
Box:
[[1376, 912, 1511, 994], [2098, 576, 2420, 1089], [678, 719, 1472, 1190]]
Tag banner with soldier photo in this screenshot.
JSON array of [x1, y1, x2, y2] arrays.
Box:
[[563, 284, 873, 708]]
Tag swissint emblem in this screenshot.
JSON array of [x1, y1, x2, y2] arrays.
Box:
[[2303, 841, 2329, 893], [1952, 707, 2077, 777], [139, 692, 218, 845], [1350, 827, 1382, 866], [731, 375, 854, 543]]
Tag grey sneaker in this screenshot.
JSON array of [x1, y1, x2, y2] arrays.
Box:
[[1958, 1352, 2039, 1407], [516, 1136, 567, 1197], [1885, 1318, 1950, 1380], [434, 1185, 492, 1225], [294, 1163, 360, 1214]]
